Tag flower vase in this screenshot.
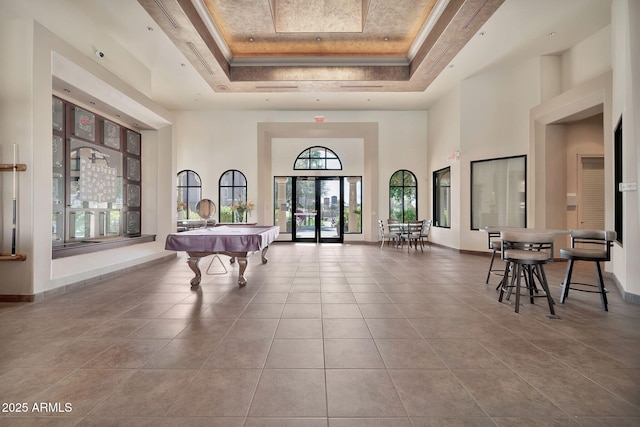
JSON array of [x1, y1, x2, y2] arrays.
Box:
[[237, 208, 246, 222]]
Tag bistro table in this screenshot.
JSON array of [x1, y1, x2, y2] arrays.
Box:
[[482, 226, 569, 286]]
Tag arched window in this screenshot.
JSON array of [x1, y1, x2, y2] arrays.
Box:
[[389, 169, 417, 222], [219, 169, 248, 223], [294, 146, 342, 170], [176, 170, 201, 220]]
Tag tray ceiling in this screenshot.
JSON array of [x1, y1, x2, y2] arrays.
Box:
[[138, 0, 505, 92]]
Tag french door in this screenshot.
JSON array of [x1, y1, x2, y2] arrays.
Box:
[[293, 177, 343, 243]]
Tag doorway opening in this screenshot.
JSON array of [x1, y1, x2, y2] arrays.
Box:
[[293, 177, 343, 243]]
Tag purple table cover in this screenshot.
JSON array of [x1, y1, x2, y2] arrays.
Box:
[[165, 225, 280, 254]]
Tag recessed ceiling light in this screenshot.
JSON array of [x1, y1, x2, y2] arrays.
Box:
[[89, 101, 96, 105], [115, 114, 121, 118], [316, 37, 321, 42], [63, 88, 71, 93], [448, 64, 454, 68], [147, 26, 154, 31], [248, 37, 254, 42], [479, 31, 486, 36], [383, 37, 389, 41], [180, 63, 186, 67], [548, 32, 556, 37]]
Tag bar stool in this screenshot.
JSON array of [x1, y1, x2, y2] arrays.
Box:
[[484, 229, 503, 286], [499, 231, 555, 315], [560, 230, 616, 311]]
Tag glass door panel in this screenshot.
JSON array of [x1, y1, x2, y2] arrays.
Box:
[[294, 178, 316, 241], [320, 179, 340, 240], [292, 177, 343, 243]]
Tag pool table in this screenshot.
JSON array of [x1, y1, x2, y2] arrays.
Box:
[[165, 225, 280, 288]]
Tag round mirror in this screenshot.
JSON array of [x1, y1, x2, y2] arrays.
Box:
[[196, 199, 216, 219]]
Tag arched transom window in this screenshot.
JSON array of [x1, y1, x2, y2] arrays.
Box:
[[294, 146, 342, 170]]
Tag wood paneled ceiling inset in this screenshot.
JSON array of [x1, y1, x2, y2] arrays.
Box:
[[138, 0, 505, 92]]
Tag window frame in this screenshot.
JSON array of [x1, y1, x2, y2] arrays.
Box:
[[470, 154, 527, 231], [273, 176, 362, 234], [389, 169, 418, 223], [52, 96, 143, 255], [219, 169, 248, 223], [614, 116, 623, 245], [433, 166, 451, 228], [176, 170, 202, 220], [293, 145, 342, 170]]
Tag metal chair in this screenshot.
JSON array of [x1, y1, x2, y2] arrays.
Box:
[[381, 219, 402, 248], [401, 220, 425, 251], [419, 219, 432, 249], [484, 229, 503, 286], [560, 230, 616, 311], [499, 231, 555, 315]]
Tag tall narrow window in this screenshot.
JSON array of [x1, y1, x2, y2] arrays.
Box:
[[471, 155, 526, 230], [219, 170, 247, 222], [176, 170, 201, 220], [389, 170, 417, 222], [614, 116, 623, 245], [433, 167, 451, 228]]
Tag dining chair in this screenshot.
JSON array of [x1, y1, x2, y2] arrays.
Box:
[[560, 230, 616, 311], [378, 220, 397, 248], [420, 219, 432, 249], [402, 220, 425, 251], [384, 218, 402, 248], [499, 231, 555, 315]]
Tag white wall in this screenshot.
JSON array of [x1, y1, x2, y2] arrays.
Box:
[[562, 26, 612, 92], [175, 110, 428, 241], [0, 19, 34, 294], [459, 58, 541, 252], [426, 87, 461, 249], [611, 0, 640, 299]]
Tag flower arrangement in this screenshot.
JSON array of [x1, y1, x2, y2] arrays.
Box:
[[232, 198, 254, 221], [177, 198, 186, 211]]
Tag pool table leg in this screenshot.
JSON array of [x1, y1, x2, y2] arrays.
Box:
[[261, 245, 270, 264], [186, 255, 203, 289], [237, 257, 248, 287]]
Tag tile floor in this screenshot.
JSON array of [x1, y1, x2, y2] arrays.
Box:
[[1, 242, 639, 426]]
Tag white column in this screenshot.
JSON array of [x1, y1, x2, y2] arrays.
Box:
[[347, 177, 360, 233], [275, 177, 289, 232]]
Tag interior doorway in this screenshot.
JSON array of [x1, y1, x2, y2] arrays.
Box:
[[293, 177, 343, 243], [578, 155, 605, 230]]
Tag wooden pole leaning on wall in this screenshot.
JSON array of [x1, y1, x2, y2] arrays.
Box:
[[0, 144, 27, 261]]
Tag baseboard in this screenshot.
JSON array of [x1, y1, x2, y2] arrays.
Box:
[[606, 271, 640, 304], [0, 253, 176, 303]]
